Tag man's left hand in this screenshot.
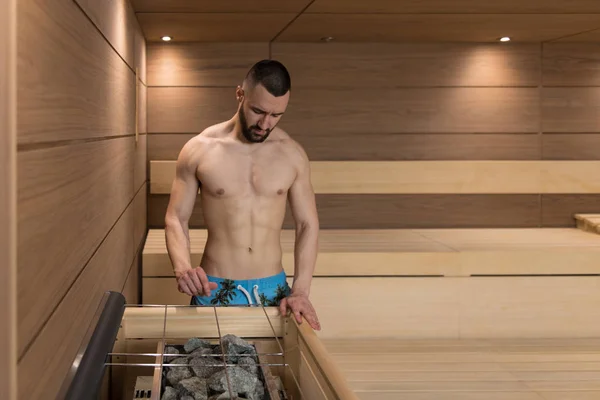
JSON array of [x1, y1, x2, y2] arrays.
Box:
[[279, 292, 321, 331]]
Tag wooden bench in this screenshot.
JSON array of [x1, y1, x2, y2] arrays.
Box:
[[576, 213, 600, 234], [321, 337, 600, 400], [143, 227, 600, 339], [145, 160, 600, 399]]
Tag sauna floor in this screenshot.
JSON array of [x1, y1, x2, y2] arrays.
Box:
[[321, 338, 600, 400]]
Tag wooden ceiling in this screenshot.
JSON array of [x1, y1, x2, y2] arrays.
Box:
[[130, 0, 600, 42]]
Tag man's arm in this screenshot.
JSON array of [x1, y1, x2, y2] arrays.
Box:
[[280, 141, 321, 330], [164, 141, 216, 297], [287, 144, 319, 296]]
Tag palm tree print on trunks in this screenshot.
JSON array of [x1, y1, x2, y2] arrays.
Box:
[[210, 279, 237, 306], [259, 284, 291, 306]]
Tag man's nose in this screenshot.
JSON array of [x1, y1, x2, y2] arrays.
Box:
[[258, 115, 270, 130]]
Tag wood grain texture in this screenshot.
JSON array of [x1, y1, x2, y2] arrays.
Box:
[[133, 12, 147, 85], [74, 0, 136, 68], [272, 43, 540, 87], [148, 133, 540, 162], [17, 137, 134, 358], [274, 14, 600, 43], [134, 133, 146, 191], [142, 276, 600, 339], [150, 160, 600, 194], [17, 0, 135, 144], [306, 0, 600, 13], [147, 87, 235, 133], [17, 200, 134, 400], [134, 182, 147, 255], [284, 87, 539, 134], [142, 228, 600, 277], [147, 43, 268, 86], [138, 81, 147, 134], [543, 134, 600, 160], [543, 43, 600, 86], [325, 338, 600, 400], [542, 88, 600, 132], [542, 195, 600, 227], [148, 133, 193, 160], [137, 13, 296, 42], [122, 251, 141, 304], [148, 194, 541, 229], [554, 28, 600, 43], [298, 133, 541, 161], [149, 87, 539, 133], [131, 0, 311, 12], [0, 0, 16, 397]]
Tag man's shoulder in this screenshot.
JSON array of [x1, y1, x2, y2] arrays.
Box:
[[274, 129, 309, 168], [180, 124, 228, 156]]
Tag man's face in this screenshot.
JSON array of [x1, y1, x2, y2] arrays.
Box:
[[237, 84, 289, 143]]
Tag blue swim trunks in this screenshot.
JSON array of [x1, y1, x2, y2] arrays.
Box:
[[190, 270, 291, 307]]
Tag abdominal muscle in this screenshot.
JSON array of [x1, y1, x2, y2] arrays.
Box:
[[198, 193, 288, 280]]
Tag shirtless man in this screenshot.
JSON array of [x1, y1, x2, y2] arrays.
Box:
[[164, 60, 321, 330]]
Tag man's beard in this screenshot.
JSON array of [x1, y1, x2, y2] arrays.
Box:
[[239, 107, 272, 143]]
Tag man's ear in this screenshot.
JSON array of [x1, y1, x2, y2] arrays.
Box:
[[236, 86, 244, 102]]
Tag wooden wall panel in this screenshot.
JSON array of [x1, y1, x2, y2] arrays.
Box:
[[134, 182, 147, 252], [74, 0, 136, 68], [122, 252, 141, 304], [274, 14, 600, 43], [148, 133, 193, 160], [543, 43, 600, 86], [18, 201, 135, 400], [543, 134, 600, 160], [285, 88, 539, 134], [148, 87, 234, 133], [147, 43, 268, 86], [17, 137, 134, 358], [542, 88, 600, 132], [131, 0, 311, 13], [149, 87, 539, 134], [137, 13, 296, 42], [146, 42, 600, 230], [138, 79, 147, 134], [17, 0, 135, 144], [133, 8, 147, 85], [0, 0, 16, 397], [306, 0, 600, 13], [150, 160, 600, 194], [542, 195, 600, 226], [272, 43, 540, 88], [134, 133, 146, 191], [148, 194, 541, 229], [149, 133, 540, 161]]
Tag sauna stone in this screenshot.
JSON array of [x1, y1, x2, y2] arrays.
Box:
[[221, 334, 256, 363], [164, 346, 182, 363], [161, 335, 268, 400], [177, 377, 208, 400], [166, 357, 193, 386], [207, 366, 263, 400], [161, 386, 178, 400], [184, 338, 213, 353], [190, 356, 224, 379]]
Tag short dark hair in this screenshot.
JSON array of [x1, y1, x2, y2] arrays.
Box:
[[244, 60, 291, 96]]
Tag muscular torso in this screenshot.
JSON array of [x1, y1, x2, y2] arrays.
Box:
[[193, 128, 299, 279]]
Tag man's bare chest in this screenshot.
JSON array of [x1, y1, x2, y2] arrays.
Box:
[[197, 152, 297, 198]]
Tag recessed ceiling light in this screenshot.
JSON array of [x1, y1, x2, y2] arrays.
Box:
[[162, 36, 172, 42], [499, 36, 511, 42]]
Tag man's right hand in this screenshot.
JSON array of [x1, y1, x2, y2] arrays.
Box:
[[175, 267, 218, 297]]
